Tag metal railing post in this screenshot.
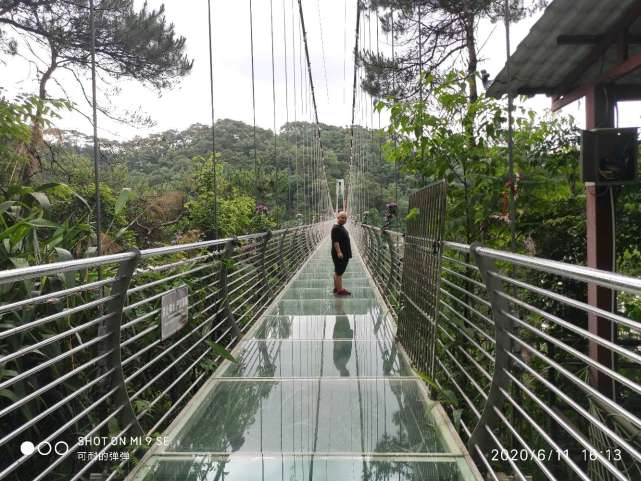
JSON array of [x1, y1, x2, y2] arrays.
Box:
[[277, 229, 287, 285], [383, 229, 396, 297], [100, 249, 145, 437], [218, 237, 241, 338], [259, 230, 273, 299], [468, 242, 514, 457]]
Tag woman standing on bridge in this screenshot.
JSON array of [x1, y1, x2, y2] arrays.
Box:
[[331, 211, 352, 296]]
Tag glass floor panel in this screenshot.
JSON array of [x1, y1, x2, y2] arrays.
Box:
[[270, 298, 380, 315], [282, 287, 375, 299], [292, 278, 371, 288], [222, 339, 411, 378], [254, 315, 395, 341], [296, 271, 365, 279], [167, 379, 447, 454], [126, 239, 480, 481], [134, 455, 476, 481]]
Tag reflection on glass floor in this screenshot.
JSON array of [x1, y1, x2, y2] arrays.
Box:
[[129, 241, 480, 481]]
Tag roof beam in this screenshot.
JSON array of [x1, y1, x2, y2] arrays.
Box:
[[557, 34, 641, 45], [556, 0, 641, 94], [552, 53, 641, 111]]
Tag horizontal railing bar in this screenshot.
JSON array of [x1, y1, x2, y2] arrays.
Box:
[[438, 311, 495, 362], [121, 308, 160, 331], [477, 246, 641, 295], [0, 312, 111, 365], [442, 265, 485, 290], [0, 331, 112, 390], [0, 294, 117, 340], [147, 372, 206, 436], [0, 252, 135, 285], [504, 347, 641, 463], [0, 276, 117, 315], [0, 366, 116, 447], [435, 357, 482, 419], [439, 298, 495, 344], [498, 291, 641, 366], [129, 263, 213, 294], [503, 309, 641, 395], [0, 385, 120, 479], [441, 277, 490, 307], [0, 348, 113, 418], [490, 400, 561, 481], [505, 329, 641, 430], [439, 286, 494, 326], [491, 271, 641, 333], [137, 347, 212, 421], [501, 367, 628, 481]]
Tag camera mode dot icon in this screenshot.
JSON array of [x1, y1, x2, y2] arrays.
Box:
[[20, 441, 35, 455]]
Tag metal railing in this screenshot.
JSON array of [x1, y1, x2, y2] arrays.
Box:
[[0, 222, 328, 481], [353, 223, 641, 481]]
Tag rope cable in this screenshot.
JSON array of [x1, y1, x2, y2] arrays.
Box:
[[316, 0, 330, 103], [282, 0, 291, 210], [291, 0, 299, 217], [270, 0, 278, 217], [207, 0, 218, 237], [504, 0, 517, 252], [89, 0, 102, 261], [249, 0, 259, 204]]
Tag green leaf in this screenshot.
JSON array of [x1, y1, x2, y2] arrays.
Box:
[[0, 389, 18, 402], [29, 192, 51, 210], [54, 247, 73, 262], [8, 257, 29, 269], [0, 201, 16, 214], [208, 341, 236, 363], [114, 188, 133, 215], [26, 218, 58, 228]]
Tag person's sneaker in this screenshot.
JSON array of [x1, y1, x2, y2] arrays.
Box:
[[336, 288, 352, 296], [332, 288, 338, 294]]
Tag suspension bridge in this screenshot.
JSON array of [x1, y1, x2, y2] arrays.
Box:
[[1, 1, 641, 481]]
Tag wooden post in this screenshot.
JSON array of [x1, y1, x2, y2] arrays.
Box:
[[585, 85, 616, 399]]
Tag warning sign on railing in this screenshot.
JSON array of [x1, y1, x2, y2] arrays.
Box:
[[161, 285, 189, 340]]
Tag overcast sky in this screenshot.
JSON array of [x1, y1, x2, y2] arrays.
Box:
[[2, 0, 639, 140]]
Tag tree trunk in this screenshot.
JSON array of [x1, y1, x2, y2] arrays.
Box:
[[22, 52, 57, 184], [463, 14, 478, 102]]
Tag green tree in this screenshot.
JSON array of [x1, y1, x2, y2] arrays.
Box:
[[0, 0, 193, 182], [362, 0, 547, 101]]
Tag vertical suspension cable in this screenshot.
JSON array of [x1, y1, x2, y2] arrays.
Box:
[[376, 9, 384, 216], [391, 8, 398, 205], [270, 0, 278, 221], [207, 0, 218, 237], [89, 0, 102, 262], [347, 0, 361, 216], [504, 0, 516, 253], [417, 2, 425, 174], [316, 0, 330, 103], [343, 0, 348, 104], [292, 0, 299, 218], [283, 0, 291, 212], [298, 0, 333, 221], [368, 10, 373, 216], [249, 0, 259, 205]]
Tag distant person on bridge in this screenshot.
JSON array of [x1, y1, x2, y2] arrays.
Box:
[[331, 211, 352, 296]]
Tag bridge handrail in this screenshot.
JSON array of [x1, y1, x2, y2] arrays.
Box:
[[353, 222, 641, 481], [0, 221, 331, 481], [0, 225, 308, 285]]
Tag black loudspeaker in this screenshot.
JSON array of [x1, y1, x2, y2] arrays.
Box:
[[581, 128, 638, 184]]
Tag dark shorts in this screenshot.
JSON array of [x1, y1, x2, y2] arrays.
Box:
[[332, 256, 349, 275]]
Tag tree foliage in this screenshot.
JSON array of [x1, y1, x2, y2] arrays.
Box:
[[362, 0, 548, 101]]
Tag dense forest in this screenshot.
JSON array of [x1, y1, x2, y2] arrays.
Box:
[[1, 112, 419, 264]]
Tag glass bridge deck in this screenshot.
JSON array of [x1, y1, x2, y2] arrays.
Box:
[[128, 241, 480, 481]]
